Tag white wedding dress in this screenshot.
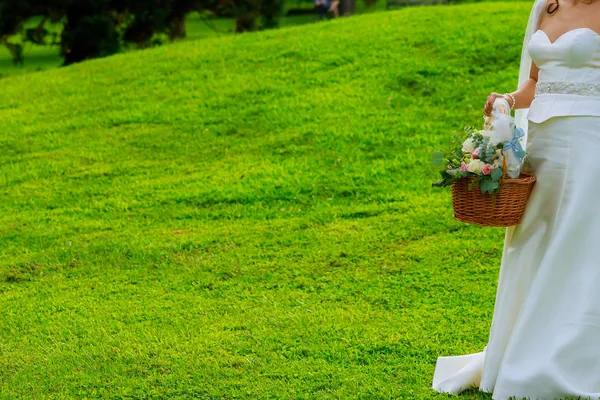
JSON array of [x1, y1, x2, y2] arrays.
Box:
[[432, 16, 600, 400]]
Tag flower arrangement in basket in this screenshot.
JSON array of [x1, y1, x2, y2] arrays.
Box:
[[432, 99, 537, 227]]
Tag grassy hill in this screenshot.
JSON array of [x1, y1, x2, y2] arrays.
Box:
[[0, 13, 323, 79], [0, 3, 532, 398]]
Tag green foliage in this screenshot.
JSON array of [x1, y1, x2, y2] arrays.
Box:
[[0, 14, 240, 78], [432, 124, 508, 194], [61, 2, 121, 65], [218, 0, 282, 32], [0, 3, 549, 398], [480, 178, 499, 195], [0, 0, 223, 65], [491, 167, 503, 181]]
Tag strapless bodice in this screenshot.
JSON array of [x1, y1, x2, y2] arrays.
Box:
[[527, 28, 600, 123]]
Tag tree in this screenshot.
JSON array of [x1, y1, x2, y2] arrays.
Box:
[[218, 0, 281, 33], [0, 0, 280, 66], [60, 0, 121, 65], [167, 0, 207, 40], [339, 0, 355, 16], [0, 0, 223, 66]]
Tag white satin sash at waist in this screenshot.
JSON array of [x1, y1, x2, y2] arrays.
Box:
[[527, 93, 600, 123]]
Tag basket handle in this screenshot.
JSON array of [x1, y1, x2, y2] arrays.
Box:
[[501, 151, 508, 180]]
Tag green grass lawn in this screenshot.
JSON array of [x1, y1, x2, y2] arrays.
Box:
[[0, 0, 520, 79], [0, 5, 360, 79], [0, 2, 537, 398]]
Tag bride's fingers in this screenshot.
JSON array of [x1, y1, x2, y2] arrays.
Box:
[[484, 93, 500, 115], [484, 100, 493, 115]]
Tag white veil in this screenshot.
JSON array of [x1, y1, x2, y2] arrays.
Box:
[[515, 0, 546, 150]]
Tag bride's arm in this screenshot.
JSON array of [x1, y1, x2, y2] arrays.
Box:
[[484, 62, 539, 116], [508, 62, 539, 110], [484, 0, 547, 116]]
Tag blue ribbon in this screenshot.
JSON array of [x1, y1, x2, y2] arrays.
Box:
[[503, 127, 526, 162]]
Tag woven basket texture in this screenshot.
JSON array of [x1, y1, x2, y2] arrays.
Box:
[[451, 172, 537, 227]]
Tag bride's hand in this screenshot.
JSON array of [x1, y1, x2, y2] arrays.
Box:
[[484, 92, 508, 117]]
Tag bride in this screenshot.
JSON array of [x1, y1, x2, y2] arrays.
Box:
[[431, 0, 600, 399]]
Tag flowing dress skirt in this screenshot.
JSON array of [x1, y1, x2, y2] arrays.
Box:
[[432, 115, 600, 400]]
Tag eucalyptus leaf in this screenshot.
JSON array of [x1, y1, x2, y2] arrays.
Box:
[[489, 181, 500, 193], [480, 180, 490, 194], [491, 168, 503, 182], [432, 179, 447, 188]]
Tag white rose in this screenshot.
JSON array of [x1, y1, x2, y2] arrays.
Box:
[[462, 138, 476, 154], [467, 159, 485, 174]]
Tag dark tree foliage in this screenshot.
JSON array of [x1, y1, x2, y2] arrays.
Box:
[[0, 1, 61, 64], [60, 0, 120, 65], [218, 0, 281, 33], [121, 1, 167, 47], [0, 0, 266, 66], [168, 0, 204, 40]]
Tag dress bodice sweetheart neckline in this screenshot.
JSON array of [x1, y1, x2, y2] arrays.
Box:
[[526, 25, 600, 123], [535, 28, 600, 45]]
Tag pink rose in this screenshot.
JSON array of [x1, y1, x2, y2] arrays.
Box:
[[460, 162, 469, 172], [482, 163, 493, 175], [471, 148, 480, 159]]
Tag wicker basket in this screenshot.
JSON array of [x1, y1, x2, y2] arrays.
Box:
[[451, 171, 537, 227]]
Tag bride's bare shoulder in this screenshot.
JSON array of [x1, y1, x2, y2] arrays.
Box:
[[537, 0, 568, 29], [536, 0, 551, 29]]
